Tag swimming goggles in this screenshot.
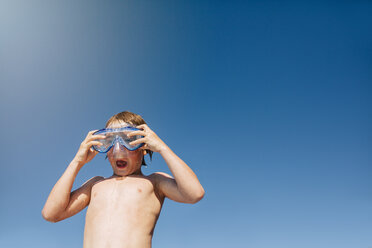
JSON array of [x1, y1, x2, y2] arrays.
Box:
[[92, 126, 144, 153]]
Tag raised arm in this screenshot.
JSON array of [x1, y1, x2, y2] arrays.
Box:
[[41, 130, 105, 222], [53, 175, 103, 222], [42, 169, 103, 222], [155, 147, 205, 204], [129, 124, 205, 204]]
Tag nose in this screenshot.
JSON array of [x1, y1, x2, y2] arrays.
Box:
[[112, 139, 128, 155]]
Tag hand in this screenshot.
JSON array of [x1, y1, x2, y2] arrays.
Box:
[[73, 130, 106, 166], [128, 124, 167, 153]]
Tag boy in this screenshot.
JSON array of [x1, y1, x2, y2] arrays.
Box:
[[42, 111, 205, 248]]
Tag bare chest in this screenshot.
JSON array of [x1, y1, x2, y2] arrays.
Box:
[[83, 177, 163, 247], [87, 177, 163, 220]]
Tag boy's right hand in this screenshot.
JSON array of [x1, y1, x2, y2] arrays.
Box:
[[73, 130, 106, 166]]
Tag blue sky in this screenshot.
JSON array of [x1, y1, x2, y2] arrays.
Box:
[[0, 1, 371, 247]]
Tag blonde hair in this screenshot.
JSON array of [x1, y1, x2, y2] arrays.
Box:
[[105, 110, 153, 166]]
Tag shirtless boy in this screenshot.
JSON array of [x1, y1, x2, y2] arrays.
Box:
[[42, 111, 205, 248]]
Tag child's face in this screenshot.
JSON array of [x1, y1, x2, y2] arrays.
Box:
[[106, 121, 145, 176]]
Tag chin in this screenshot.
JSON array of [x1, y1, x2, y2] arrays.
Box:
[[113, 165, 139, 176], [116, 172, 129, 176]]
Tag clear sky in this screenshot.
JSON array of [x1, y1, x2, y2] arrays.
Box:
[[0, 1, 371, 247]]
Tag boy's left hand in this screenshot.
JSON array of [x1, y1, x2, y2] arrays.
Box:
[[128, 124, 167, 153]]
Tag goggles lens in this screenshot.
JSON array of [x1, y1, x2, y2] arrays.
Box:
[[92, 126, 144, 153]]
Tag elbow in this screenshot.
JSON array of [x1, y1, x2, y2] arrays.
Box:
[[41, 209, 59, 223], [189, 188, 205, 204]]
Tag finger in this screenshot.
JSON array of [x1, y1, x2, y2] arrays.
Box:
[[87, 141, 104, 147], [129, 138, 146, 146], [83, 135, 104, 144], [86, 130, 99, 139], [127, 130, 146, 137], [88, 135, 106, 141], [89, 147, 99, 153], [136, 124, 149, 131]]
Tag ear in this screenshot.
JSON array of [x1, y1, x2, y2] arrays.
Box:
[[143, 149, 147, 156]]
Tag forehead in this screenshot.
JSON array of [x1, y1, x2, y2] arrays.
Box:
[[107, 120, 131, 129]]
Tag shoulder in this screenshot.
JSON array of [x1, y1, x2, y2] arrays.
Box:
[[147, 172, 174, 197], [93, 176, 105, 180], [149, 172, 174, 183], [88, 176, 105, 183], [70, 176, 105, 198], [82, 176, 105, 188]]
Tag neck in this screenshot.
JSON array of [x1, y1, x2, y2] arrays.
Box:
[[112, 168, 143, 178]]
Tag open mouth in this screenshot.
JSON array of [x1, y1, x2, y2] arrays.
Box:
[[116, 160, 128, 169]]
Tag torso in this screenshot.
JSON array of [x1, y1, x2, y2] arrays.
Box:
[[83, 174, 164, 248]]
